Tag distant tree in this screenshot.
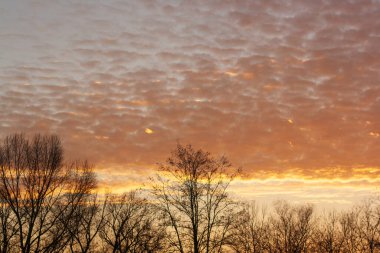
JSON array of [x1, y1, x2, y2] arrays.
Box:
[[0, 134, 96, 253], [269, 201, 314, 253], [151, 144, 237, 253], [339, 209, 360, 253], [99, 191, 165, 253], [67, 193, 107, 253], [311, 211, 345, 253], [356, 200, 380, 253], [227, 202, 270, 253]]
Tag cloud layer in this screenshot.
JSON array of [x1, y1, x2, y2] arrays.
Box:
[[1, 0, 380, 205]]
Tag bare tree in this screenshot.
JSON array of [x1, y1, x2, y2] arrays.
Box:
[[356, 200, 380, 253], [339, 209, 360, 253], [67, 194, 107, 253], [311, 211, 345, 253], [0, 134, 97, 253], [151, 144, 237, 253], [227, 202, 269, 253], [268, 201, 314, 253], [99, 191, 165, 253], [0, 200, 17, 253]]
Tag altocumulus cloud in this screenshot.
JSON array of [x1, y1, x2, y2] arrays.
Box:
[[0, 0, 380, 203]]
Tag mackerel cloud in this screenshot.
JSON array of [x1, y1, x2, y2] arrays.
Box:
[[0, 0, 380, 183]]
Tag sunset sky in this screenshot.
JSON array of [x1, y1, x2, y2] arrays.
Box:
[[1, 0, 379, 209]]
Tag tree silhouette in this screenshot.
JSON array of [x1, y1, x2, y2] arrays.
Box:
[[227, 202, 269, 253], [151, 144, 237, 253], [1, 134, 379, 253], [269, 201, 314, 253], [0, 134, 96, 253], [99, 191, 165, 253]]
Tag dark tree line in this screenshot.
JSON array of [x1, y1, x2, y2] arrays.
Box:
[[0, 134, 379, 252]]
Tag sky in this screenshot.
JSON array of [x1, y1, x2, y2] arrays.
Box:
[[1, 0, 380, 209]]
